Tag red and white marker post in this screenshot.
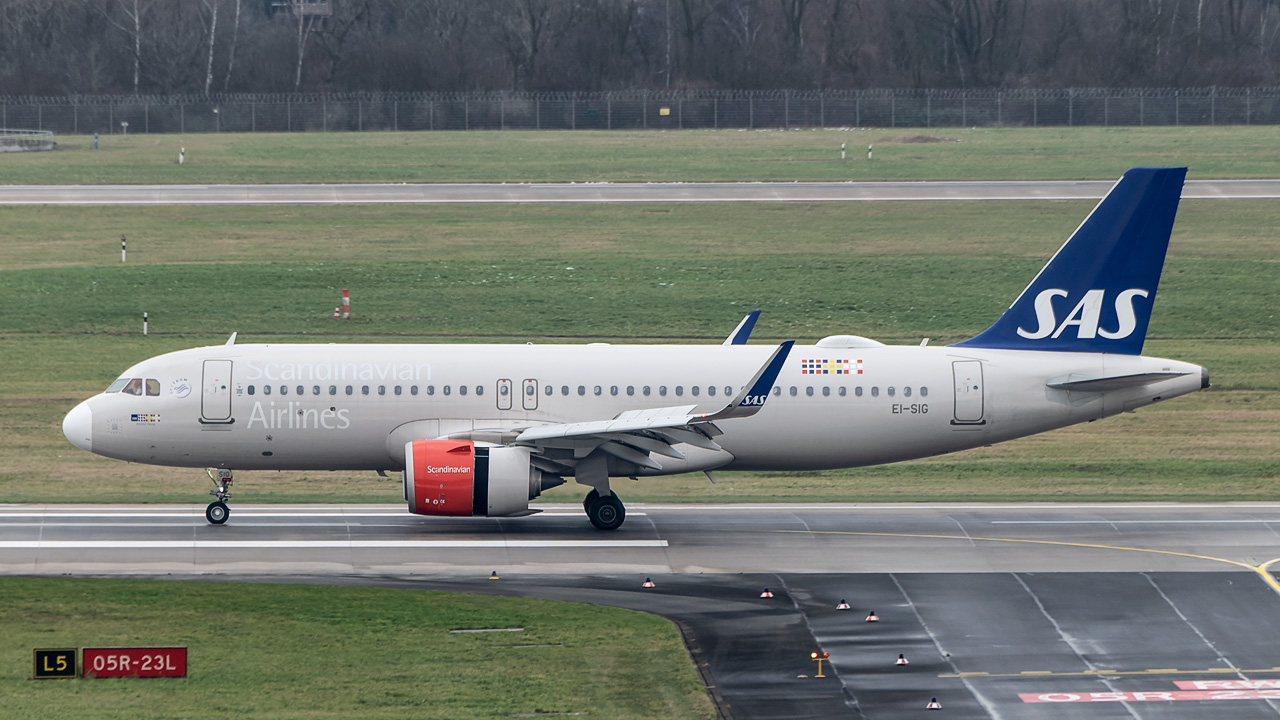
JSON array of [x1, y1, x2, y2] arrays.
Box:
[[342, 288, 350, 318]]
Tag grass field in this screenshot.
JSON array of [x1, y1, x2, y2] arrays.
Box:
[[2, 193, 1276, 504], [0, 577, 712, 720], [4, 126, 1280, 184]]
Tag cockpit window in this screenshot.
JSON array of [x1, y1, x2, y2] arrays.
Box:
[[105, 378, 129, 393], [145, 379, 160, 396], [121, 378, 144, 396]]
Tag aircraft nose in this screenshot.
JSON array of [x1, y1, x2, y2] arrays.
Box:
[[63, 400, 93, 453]]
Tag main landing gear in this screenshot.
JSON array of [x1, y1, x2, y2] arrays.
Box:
[[583, 489, 625, 531], [205, 468, 233, 525]]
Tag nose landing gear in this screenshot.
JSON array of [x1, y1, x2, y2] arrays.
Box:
[[205, 468, 233, 525]]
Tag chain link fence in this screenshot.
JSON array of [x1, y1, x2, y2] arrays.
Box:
[[3, 88, 1279, 134]]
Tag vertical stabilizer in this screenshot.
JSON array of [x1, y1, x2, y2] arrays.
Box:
[[954, 167, 1186, 355]]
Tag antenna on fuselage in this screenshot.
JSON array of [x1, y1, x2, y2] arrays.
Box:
[[226, 332, 237, 346]]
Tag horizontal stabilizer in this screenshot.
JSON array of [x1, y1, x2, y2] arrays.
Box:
[[1046, 371, 1191, 392]]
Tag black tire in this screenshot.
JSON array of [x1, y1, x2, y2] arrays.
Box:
[[583, 489, 600, 511], [586, 493, 625, 531], [206, 501, 229, 525]]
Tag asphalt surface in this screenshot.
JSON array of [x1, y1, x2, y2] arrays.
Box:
[[5, 502, 1280, 719], [2, 179, 1280, 204]]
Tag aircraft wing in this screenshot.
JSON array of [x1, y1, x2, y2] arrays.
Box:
[[722, 310, 761, 345], [513, 341, 793, 471]]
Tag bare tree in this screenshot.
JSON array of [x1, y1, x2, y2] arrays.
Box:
[[101, 0, 152, 93], [199, 0, 219, 95], [221, 0, 241, 91], [293, 1, 319, 91]]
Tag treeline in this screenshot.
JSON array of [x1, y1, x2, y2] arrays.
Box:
[[3, 0, 1280, 96]]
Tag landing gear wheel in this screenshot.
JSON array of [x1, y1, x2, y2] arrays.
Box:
[[585, 492, 625, 531], [206, 501, 229, 525], [583, 489, 600, 511]]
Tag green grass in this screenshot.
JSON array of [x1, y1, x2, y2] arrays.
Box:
[[0, 577, 713, 720], [7, 126, 1280, 184], [1, 198, 1276, 504], [2, 130, 1277, 504]]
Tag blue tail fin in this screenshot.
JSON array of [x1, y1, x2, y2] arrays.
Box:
[[953, 167, 1186, 355]]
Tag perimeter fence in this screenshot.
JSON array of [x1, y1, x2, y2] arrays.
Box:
[[5, 87, 1280, 134]]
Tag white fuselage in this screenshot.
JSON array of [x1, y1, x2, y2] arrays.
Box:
[[67, 341, 1206, 476]]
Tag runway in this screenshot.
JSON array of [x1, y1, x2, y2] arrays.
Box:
[[1, 179, 1279, 204], [5, 502, 1280, 719]]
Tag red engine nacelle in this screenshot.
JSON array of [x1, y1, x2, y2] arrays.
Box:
[[403, 440, 551, 517]]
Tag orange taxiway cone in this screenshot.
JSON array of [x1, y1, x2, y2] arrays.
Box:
[[759, 588, 774, 598], [489, 570, 500, 580], [865, 610, 879, 622], [926, 697, 942, 710], [896, 654, 908, 666], [835, 599, 851, 610], [642, 578, 656, 588]]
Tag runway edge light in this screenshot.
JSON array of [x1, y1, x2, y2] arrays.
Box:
[[927, 697, 942, 710], [896, 653, 909, 666], [489, 570, 500, 580], [836, 599, 850, 610], [759, 588, 774, 598], [866, 610, 879, 622], [642, 577, 655, 588]]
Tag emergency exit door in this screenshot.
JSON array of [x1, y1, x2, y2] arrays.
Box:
[[951, 360, 985, 425], [522, 379, 539, 410]]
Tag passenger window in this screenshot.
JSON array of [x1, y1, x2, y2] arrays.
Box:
[[871, 387, 880, 397], [921, 387, 929, 397], [838, 386, 846, 397], [280, 386, 289, 396], [248, 385, 256, 396], [888, 387, 895, 397], [822, 386, 830, 397], [263, 385, 272, 396], [675, 386, 683, 396], [411, 386, 418, 396], [476, 385, 483, 396], [659, 386, 668, 396], [904, 387, 912, 398], [442, 386, 450, 396], [379, 386, 387, 396], [329, 385, 337, 396], [145, 379, 160, 396], [773, 386, 781, 396], [855, 386, 863, 397], [725, 386, 732, 396], [362, 385, 370, 395], [312, 385, 320, 396], [122, 378, 143, 396], [708, 386, 716, 396], [626, 386, 635, 396], [789, 387, 798, 396], [806, 387, 814, 396], [691, 386, 700, 396], [593, 386, 602, 396], [642, 386, 651, 396], [459, 386, 467, 396], [562, 386, 569, 396], [544, 385, 552, 396], [346, 385, 354, 396], [106, 378, 129, 393], [296, 385, 304, 396], [610, 386, 618, 396], [578, 386, 586, 396], [395, 386, 403, 396]]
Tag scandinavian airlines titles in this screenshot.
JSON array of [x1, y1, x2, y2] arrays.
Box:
[[1017, 288, 1149, 341]]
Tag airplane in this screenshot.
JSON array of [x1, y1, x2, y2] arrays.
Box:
[[62, 167, 1208, 531]]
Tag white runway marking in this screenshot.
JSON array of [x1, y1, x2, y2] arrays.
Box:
[[991, 520, 1280, 525], [0, 539, 668, 549]]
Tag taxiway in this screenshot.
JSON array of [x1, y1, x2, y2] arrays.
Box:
[[4, 502, 1280, 719]]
